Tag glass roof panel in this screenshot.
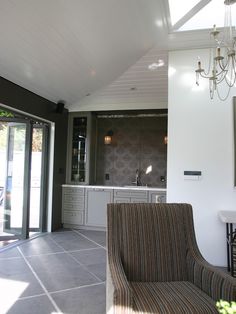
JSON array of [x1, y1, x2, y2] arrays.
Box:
[[170, 0, 236, 32], [168, 0, 202, 26], [179, 0, 236, 31]]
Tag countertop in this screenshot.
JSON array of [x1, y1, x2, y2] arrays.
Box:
[[62, 184, 166, 191], [218, 210, 236, 223]]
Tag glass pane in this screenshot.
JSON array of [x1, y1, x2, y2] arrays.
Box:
[[3, 123, 26, 236], [0, 122, 7, 236], [168, 0, 200, 26], [178, 0, 236, 31], [71, 117, 87, 182], [29, 127, 43, 229]]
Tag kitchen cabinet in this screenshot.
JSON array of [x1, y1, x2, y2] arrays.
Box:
[[66, 112, 93, 185], [62, 185, 166, 229], [85, 188, 113, 228], [113, 188, 148, 203], [62, 186, 85, 226]]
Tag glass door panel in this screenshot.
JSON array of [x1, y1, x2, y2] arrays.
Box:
[[29, 124, 48, 233], [29, 127, 43, 230], [0, 122, 8, 238], [3, 123, 27, 237]]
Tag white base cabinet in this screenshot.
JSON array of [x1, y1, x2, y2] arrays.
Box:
[[85, 188, 113, 228], [62, 186, 85, 227], [113, 189, 148, 203], [62, 185, 166, 229]]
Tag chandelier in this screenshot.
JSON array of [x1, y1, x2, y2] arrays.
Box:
[[195, 0, 236, 100]]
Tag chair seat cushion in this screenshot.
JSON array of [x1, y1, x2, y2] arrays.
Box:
[[130, 281, 218, 314]]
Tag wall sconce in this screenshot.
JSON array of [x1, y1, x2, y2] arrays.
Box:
[[164, 135, 168, 145], [104, 130, 113, 145]]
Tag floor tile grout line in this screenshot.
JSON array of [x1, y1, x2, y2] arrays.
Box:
[[17, 246, 63, 314], [0, 230, 73, 254], [49, 235, 104, 283], [48, 236, 82, 263], [74, 262, 104, 283], [18, 293, 46, 301], [23, 251, 68, 258], [0, 256, 23, 260], [0, 231, 57, 254], [22, 246, 105, 259], [72, 229, 106, 249], [68, 246, 106, 252], [49, 281, 105, 295]]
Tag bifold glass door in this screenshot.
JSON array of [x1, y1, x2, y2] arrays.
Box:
[[0, 117, 49, 241]]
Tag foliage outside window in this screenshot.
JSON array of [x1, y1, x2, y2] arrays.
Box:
[[217, 300, 236, 314], [0, 110, 14, 118]]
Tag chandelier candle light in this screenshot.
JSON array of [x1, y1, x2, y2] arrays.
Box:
[[195, 0, 236, 100]]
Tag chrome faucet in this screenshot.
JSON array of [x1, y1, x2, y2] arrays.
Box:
[[133, 169, 142, 186]]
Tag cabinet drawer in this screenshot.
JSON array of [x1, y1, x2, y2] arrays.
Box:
[[63, 210, 84, 225], [63, 194, 84, 205], [114, 189, 148, 199], [113, 197, 130, 203], [63, 187, 84, 195], [113, 197, 148, 204], [63, 201, 84, 211]]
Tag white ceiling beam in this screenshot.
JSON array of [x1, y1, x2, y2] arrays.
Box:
[[171, 0, 212, 31]]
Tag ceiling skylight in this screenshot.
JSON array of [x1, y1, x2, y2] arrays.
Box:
[[168, 0, 200, 26], [168, 0, 236, 32]]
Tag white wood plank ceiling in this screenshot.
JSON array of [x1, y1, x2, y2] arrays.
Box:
[[70, 48, 168, 111], [0, 0, 215, 111]]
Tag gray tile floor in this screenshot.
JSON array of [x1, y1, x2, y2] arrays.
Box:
[[0, 229, 106, 314]]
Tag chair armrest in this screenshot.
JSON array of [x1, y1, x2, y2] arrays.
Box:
[[187, 251, 236, 302], [107, 251, 133, 314]]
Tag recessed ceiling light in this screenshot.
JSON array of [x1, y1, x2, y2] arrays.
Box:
[[148, 59, 165, 70]]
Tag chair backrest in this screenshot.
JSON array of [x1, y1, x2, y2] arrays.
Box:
[[107, 203, 194, 282]]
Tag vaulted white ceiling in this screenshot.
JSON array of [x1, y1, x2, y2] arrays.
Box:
[[0, 0, 220, 111]]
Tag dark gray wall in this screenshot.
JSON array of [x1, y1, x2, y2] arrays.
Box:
[[96, 116, 167, 187], [0, 77, 68, 231]]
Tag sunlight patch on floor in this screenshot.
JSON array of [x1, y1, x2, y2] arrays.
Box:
[[0, 278, 29, 313]]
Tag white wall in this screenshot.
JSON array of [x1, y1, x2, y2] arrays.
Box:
[[167, 49, 236, 266]]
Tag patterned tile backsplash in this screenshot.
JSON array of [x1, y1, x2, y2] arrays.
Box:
[[96, 116, 167, 187]]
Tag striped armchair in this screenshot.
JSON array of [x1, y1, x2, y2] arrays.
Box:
[[106, 203, 236, 314]]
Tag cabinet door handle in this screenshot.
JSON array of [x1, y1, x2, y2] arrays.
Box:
[[93, 188, 105, 191]]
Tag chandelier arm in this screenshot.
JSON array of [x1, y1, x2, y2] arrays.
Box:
[[216, 64, 235, 86], [216, 83, 231, 101], [224, 75, 236, 87], [216, 72, 228, 84], [216, 61, 231, 83], [223, 56, 236, 87], [199, 72, 212, 79], [218, 57, 229, 72], [215, 64, 228, 77]]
